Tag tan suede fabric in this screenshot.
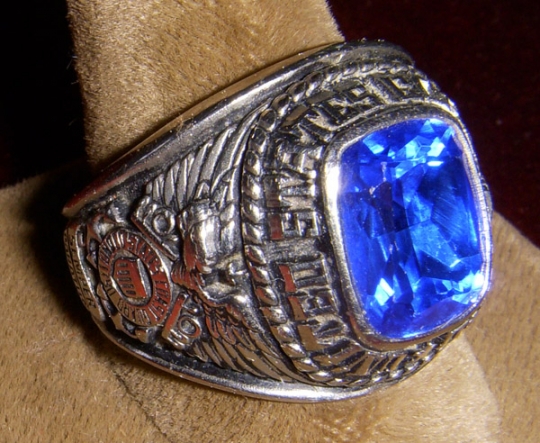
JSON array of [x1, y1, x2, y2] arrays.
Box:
[[1, 0, 537, 441], [0, 171, 170, 443], [67, 0, 342, 169], [468, 218, 540, 441]]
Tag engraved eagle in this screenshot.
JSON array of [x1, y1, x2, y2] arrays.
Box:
[[130, 123, 304, 382]]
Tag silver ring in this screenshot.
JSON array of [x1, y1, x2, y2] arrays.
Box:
[[63, 41, 492, 402]]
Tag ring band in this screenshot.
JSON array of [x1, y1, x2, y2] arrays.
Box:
[[63, 41, 492, 402]]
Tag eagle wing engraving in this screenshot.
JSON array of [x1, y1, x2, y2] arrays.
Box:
[[130, 115, 306, 383]]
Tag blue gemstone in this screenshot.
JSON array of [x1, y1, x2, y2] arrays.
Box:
[[338, 118, 485, 340]]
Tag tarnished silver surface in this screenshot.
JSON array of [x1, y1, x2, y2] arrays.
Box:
[[63, 41, 492, 402]]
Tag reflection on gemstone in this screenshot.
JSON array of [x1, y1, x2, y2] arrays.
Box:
[[338, 118, 485, 340]]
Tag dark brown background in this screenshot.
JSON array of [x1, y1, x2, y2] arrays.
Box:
[[0, 0, 538, 246]]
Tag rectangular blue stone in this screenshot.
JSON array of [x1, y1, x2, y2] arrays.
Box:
[[337, 118, 485, 340]]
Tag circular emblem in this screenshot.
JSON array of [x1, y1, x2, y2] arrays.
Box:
[[98, 229, 172, 327]]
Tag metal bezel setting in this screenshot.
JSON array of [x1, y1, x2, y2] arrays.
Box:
[[322, 107, 492, 350]]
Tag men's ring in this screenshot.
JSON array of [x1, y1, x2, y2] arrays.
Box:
[[63, 41, 492, 402]]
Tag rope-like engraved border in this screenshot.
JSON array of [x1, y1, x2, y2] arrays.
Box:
[[241, 57, 461, 387]]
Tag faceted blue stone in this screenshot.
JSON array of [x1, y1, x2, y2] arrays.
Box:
[[338, 118, 485, 340]]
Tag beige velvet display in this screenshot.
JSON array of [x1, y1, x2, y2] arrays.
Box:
[[0, 0, 538, 441]]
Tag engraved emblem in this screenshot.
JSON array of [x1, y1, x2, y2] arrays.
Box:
[[98, 229, 171, 327]]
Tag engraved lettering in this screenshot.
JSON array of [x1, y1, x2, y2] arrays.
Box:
[[97, 229, 172, 327], [278, 256, 329, 293], [269, 210, 321, 240]]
